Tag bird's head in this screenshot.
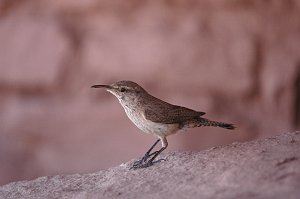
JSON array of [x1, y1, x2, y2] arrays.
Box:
[[91, 80, 146, 103]]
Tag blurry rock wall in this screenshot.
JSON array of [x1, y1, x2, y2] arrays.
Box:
[[0, 0, 299, 185]]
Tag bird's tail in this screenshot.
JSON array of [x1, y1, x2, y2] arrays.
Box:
[[184, 118, 235, 130]]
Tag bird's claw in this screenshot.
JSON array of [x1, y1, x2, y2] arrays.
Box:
[[130, 160, 154, 170], [130, 158, 166, 170], [130, 156, 149, 170]]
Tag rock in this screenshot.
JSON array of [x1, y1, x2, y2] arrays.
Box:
[[0, 131, 299, 199]]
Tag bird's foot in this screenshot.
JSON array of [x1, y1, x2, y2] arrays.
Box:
[[130, 158, 166, 170], [130, 155, 149, 170], [132, 155, 148, 165], [130, 151, 153, 169]]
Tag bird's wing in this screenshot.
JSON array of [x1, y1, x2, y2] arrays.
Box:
[[144, 103, 205, 124]]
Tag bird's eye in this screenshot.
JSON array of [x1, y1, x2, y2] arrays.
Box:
[[120, 87, 126, 92]]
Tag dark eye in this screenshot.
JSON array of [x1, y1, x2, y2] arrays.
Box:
[[120, 87, 126, 92]]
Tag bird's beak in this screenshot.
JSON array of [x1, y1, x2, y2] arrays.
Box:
[[91, 84, 113, 90]]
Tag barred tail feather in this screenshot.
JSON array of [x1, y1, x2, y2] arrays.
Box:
[[192, 118, 235, 130], [181, 118, 235, 130]]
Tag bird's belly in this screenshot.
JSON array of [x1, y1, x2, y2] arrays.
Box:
[[123, 107, 178, 137]]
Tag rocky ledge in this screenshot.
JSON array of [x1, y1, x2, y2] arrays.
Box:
[[0, 131, 299, 199]]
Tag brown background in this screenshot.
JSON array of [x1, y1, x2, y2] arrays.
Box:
[[0, 0, 299, 185]]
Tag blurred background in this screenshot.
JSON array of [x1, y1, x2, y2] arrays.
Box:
[[0, 0, 299, 185]]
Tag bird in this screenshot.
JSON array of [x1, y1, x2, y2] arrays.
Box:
[[91, 80, 235, 169]]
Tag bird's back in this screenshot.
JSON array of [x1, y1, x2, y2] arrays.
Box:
[[140, 92, 206, 125]]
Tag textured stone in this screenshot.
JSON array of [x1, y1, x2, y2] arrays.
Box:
[[0, 131, 299, 199]]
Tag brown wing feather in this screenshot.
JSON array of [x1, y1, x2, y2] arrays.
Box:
[[143, 97, 205, 124]]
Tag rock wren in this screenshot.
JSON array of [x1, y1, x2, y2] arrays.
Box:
[[91, 80, 235, 169]]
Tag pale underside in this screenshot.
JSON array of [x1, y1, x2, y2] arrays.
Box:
[[122, 104, 180, 147]]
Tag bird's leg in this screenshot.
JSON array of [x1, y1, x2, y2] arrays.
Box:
[[130, 139, 160, 169], [131, 139, 168, 169], [147, 137, 168, 165], [141, 139, 160, 162], [146, 145, 167, 165]]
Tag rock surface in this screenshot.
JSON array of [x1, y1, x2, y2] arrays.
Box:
[[1, 131, 299, 199]]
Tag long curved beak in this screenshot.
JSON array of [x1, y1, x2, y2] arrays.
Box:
[[91, 84, 113, 89]]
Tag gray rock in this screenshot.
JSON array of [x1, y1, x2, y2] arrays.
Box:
[[1, 131, 299, 199]]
